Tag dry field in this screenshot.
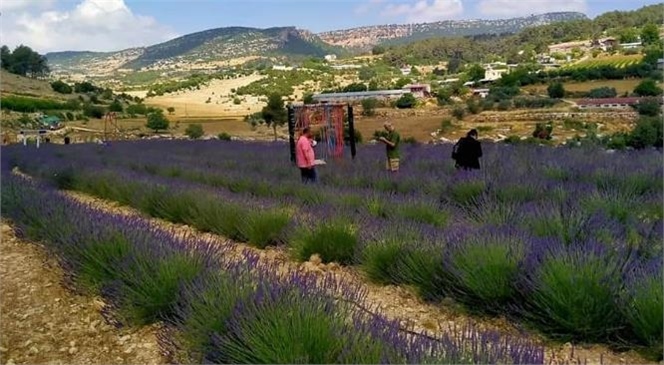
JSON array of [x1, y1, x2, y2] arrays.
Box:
[[523, 79, 652, 96], [140, 74, 266, 117]]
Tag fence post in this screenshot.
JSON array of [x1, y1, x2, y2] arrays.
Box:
[[287, 105, 296, 164], [347, 104, 357, 160]]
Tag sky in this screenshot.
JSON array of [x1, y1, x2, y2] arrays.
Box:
[[1, 0, 661, 53]]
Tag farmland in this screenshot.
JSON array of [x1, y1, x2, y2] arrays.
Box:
[[564, 54, 643, 70], [2, 140, 661, 363]]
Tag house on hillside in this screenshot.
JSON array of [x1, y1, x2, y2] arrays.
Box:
[[471, 88, 490, 98], [402, 84, 431, 98], [324, 54, 337, 62], [575, 97, 659, 109], [399, 65, 411, 75], [594, 37, 617, 51], [620, 41, 642, 49], [484, 68, 508, 81]]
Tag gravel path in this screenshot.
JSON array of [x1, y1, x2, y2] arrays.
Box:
[[0, 222, 164, 365]]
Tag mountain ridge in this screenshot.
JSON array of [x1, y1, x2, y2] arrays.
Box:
[[45, 11, 587, 75]]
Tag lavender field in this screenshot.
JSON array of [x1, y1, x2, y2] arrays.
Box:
[[2, 140, 663, 362]]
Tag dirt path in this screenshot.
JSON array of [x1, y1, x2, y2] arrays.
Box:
[[57, 189, 648, 365], [0, 222, 164, 365]]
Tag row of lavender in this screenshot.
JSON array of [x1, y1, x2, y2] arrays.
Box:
[[0, 170, 545, 364], [3, 141, 662, 358]]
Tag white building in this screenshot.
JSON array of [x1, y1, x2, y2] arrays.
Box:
[[324, 54, 337, 61], [484, 68, 508, 81]]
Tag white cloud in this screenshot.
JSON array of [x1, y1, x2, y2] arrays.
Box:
[[0, 0, 55, 12], [380, 0, 463, 23], [476, 0, 587, 17], [1, 0, 178, 53], [354, 0, 385, 15]]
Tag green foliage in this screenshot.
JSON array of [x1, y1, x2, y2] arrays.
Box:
[[74, 81, 100, 94], [440, 118, 456, 133], [395, 93, 416, 109], [167, 107, 175, 115], [466, 98, 481, 114], [513, 97, 557, 109], [218, 132, 232, 141], [239, 209, 290, 249], [466, 64, 486, 81], [532, 123, 553, 140], [547, 82, 565, 98], [358, 66, 377, 81], [447, 237, 524, 311], [343, 82, 367, 92], [1, 44, 49, 77], [65, 112, 74, 121], [393, 77, 411, 89], [525, 249, 622, 341], [291, 220, 358, 264], [371, 45, 385, 55], [627, 116, 663, 149], [452, 106, 465, 120], [436, 88, 452, 105], [361, 98, 378, 116], [233, 97, 241, 105], [620, 269, 663, 352], [116, 252, 204, 325], [636, 97, 662, 117], [50, 80, 72, 94], [640, 23, 661, 46], [261, 94, 287, 140], [497, 99, 512, 111], [449, 181, 485, 205], [108, 100, 123, 112], [587, 87, 617, 98], [302, 92, 314, 104], [77, 236, 132, 293], [185, 124, 204, 139], [0, 95, 71, 112], [634, 79, 663, 96], [146, 110, 169, 132], [126, 103, 148, 116], [82, 103, 106, 119]]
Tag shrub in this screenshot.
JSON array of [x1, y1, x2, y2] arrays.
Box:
[[497, 99, 511, 111], [452, 106, 465, 120], [291, 220, 358, 264], [587, 87, 617, 98], [233, 97, 241, 105], [634, 79, 663, 97], [218, 132, 232, 141], [440, 118, 455, 133], [238, 209, 290, 249], [77, 235, 132, 293], [0, 95, 69, 112], [65, 112, 74, 121], [146, 110, 169, 132], [185, 124, 204, 139], [446, 232, 526, 312], [51, 80, 73, 94], [628, 116, 663, 149], [395, 93, 416, 109], [521, 244, 623, 341], [167, 107, 175, 115], [636, 97, 662, 117], [83, 103, 105, 118], [126, 103, 148, 115], [532, 123, 553, 140], [109, 100, 123, 112], [115, 251, 205, 325], [466, 98, 481, 114], [449, 180, 485, 206], [361, 98, 378, 116], [547, 82, 565, 98], [361, 240, 410, 285], [620, 261, 663, 356]]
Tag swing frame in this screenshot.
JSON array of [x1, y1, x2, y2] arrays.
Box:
[[287, 103, 357, 163]]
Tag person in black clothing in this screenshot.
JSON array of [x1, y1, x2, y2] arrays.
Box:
[[452, 129, 482, 170]]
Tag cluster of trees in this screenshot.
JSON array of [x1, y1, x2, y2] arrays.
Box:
[[1, 45, 49, 78]]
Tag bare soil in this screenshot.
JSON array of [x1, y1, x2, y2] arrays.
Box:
[[0, 222, 164, 365]]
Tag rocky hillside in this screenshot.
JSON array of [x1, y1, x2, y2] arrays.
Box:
[[46, 27, 342, 75], [318, 12, 588, 49]]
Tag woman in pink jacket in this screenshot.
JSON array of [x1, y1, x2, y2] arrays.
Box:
[[296, 127, 317, 183]]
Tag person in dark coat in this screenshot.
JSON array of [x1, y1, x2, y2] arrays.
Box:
[[452, 129, 482, 170]]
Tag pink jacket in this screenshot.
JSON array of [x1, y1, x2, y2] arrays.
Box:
[[296, 135, 315, 168]]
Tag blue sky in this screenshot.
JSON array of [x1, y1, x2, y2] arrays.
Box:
[[1, 0, 661, 52]]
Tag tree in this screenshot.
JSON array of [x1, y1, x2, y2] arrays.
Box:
[[368, 80, 379, 91], [466, 64, 485, 82], [244, 111, 264, 130], [447, 57, 461, 74], [146, 110, 169, 133], [436, 88, 452, 106], [619, 28, 640, 43], [342, 83, 367, 92], [372, 45, 386, 55], [547, 82, 565, 98], [393, 78, 411, 89], [185, 123, 204, 139], [627, 116, 662, 149], [466, 98, 481, 114], [51, 80, 72, 94], [109, 100, 123, 112], [641, 23, 660, 46], [361, 98, 378, 116], [532, 123, 553, 140], [3, 45, 49, 77], [636, 97, 662, 117], [302, 92, 315, 104], [261, 94, 287, 141], [395, 93, 416, 109], [358, 67, 377, 81], [452, 106, 465, 120], [587, 87, 617, 98], [634, 79, 663, 96], [167, 107, 175, 115]]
